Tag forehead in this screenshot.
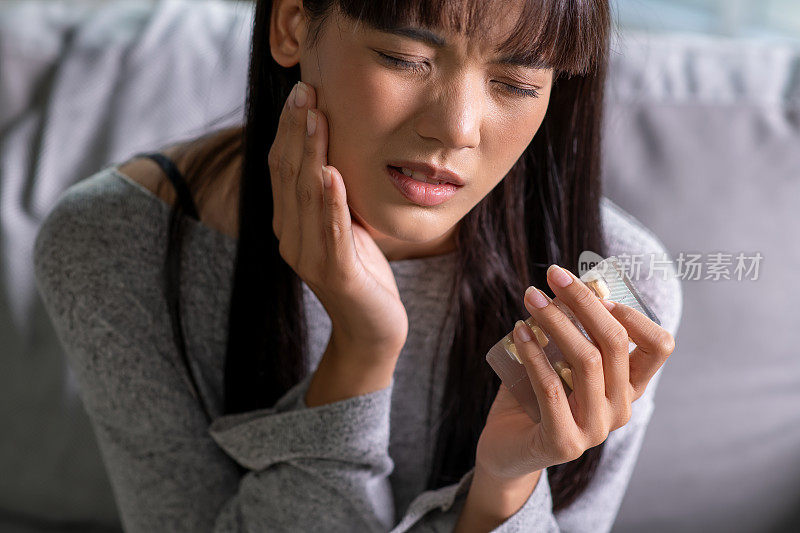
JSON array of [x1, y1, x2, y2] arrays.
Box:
[[338, 1, 551, 70], [345, 0, 524, 41], [329, 0, 608, 76]]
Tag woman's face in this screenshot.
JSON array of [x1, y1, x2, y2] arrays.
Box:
[[273, 2, 553, 261]]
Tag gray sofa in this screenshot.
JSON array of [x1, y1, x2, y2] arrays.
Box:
[[2, 1, 798, 532]]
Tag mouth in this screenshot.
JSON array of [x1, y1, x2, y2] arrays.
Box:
[[387, 165, 452, 186], [385, 161, 466, 187], [385, 165, 462, 207]]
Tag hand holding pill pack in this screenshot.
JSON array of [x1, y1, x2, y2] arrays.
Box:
[[485, 256, 661, 424]]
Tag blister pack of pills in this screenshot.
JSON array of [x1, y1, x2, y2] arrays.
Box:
[[485, 256, 660, 424]]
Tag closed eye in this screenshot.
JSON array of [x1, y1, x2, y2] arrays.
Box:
[[375, 51, 541, 99]]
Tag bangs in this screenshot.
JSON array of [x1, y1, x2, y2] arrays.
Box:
[[335, 0, 609, 76]]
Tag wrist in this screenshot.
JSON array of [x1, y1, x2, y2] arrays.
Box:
[[304, 335, 400, 408], [474, 463, 543, 497], [454, 465, 542, 533], [329, 327, 405, 362], [328, 320, 407, 363]]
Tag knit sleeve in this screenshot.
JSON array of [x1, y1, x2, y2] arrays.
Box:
[[33, 178, 680, 532], [32, 182, 398, 532], [382, 391, 655, 533], [207, 373, 397, 531]]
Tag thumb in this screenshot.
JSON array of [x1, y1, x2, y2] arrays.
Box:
[[322, 165, 358, 267]]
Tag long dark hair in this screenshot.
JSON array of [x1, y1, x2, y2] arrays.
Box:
[[159, 0, 610, 512]]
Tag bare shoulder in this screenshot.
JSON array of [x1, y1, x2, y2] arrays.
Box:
[[117, 145, 184, 207], [116, 131, 241, 239]]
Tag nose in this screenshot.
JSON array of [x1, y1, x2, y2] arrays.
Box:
[[414, 76, 481, 149]]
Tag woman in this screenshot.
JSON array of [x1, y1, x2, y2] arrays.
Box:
[[33, 0, 681, 531]]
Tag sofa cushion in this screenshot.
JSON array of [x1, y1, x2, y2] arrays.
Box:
[[602, 31, 800, 533], [0, 0, 253, 528]]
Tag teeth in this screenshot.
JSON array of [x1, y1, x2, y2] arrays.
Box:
[[400, 166, 446, 186]]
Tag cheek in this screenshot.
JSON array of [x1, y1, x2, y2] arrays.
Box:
[[501, 100, 549, 146], [469, 105, 548, 198], [490, 109, 546, 164], [506, 100, 549, 149], [315, 63, 377, 171], [324, 78, 396, 167], [323, 71, 416, 193], [323, 55, 404, 135]]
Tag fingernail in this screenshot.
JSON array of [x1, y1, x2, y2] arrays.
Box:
[[601, 299, 616, 311], [514, 320, 533, 342], [306, 109, 317, 136], [548, 264, 573, 288], [524, 317, 549, 347], [322, 166, 332, 188], [525, 286, 549, 309], [294, 81, 308, 108]]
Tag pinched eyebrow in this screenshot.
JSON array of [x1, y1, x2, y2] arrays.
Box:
[[381, 26, 551, 70], [384, 26, 447, 47]]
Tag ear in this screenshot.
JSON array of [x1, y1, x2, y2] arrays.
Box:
[[269, 0, 307, 68]]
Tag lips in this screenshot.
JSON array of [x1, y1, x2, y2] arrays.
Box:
[[385, 165, 461, 206], [386, 160, 466, 187], [387, 166, 445, 186]]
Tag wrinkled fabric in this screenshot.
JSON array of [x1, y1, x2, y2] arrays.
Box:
[[32, 165, 683, 532]]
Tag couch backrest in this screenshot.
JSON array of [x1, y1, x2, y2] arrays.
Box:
[[0, 1, 253, 528], [602, 31, 800, 533], [2, 1, 798, 531]]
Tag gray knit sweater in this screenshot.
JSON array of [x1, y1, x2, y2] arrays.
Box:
[[32, 165, 682, 532]]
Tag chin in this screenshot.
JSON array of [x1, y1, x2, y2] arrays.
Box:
[[350, 176, 463, 228], [353, 206, 454, 246]]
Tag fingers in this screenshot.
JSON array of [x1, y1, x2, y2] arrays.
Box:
[[268, 80, 340, 277], [321, 165, 358, 278], [543, 264, 631, 411], [603, 301, 675, 401], [268, 81, 317, 248], [297, 106, 329, 265], [269, 82, 300, 236], [266, 80, 361, 289], [523, 282, 606, 436], [512, 320, 578, 441]]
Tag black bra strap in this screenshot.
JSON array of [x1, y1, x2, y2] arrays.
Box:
[[132, 151, 212, 422], [134, 152, 199, 220]]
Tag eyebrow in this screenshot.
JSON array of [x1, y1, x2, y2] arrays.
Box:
[[381, 26, 552, 70]]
